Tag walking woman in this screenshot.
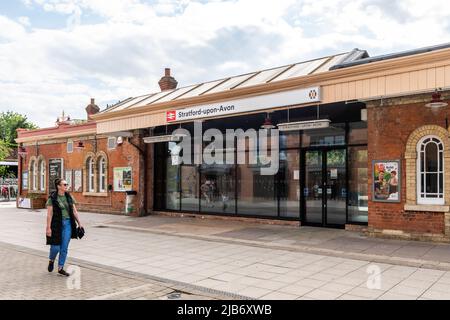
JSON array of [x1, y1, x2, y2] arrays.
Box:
[[46, 178, 83, 276]]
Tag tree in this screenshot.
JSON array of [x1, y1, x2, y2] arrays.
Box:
[[0, 111, 38, 160], [0, 140, 8, 160]]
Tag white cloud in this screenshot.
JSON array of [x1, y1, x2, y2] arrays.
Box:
[[18, 16, 31, 26], [1, 0, 450, 128]]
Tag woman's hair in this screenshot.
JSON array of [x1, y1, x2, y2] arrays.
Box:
[[54, 178, 62, 190]]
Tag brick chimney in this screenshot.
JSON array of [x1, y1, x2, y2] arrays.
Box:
[[158, 68, 178, 91], [85, 98, 100, 119]]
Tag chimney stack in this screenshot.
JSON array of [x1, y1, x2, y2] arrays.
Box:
[[158, 68, 178, 91], [85, 98, 100, 119]]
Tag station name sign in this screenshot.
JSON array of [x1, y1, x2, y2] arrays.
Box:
[[277, 119, 330, 131], [166, 87, 320, 122]]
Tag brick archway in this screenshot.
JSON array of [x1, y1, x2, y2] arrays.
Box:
[[405, 125, 450, 205], [83, 152, 96, 192]]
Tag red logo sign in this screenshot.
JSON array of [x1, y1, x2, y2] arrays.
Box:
[[166, 110, 176, 122]]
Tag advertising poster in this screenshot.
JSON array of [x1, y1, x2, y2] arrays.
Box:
[[65, 170, 73, 191], [73, 170, 82, 192], [372, 160, 400, 202], [18, 197, 31, 209], [48, 158, 64, 193], [22, 171, 28, 190], [113, 167, 132, 192]]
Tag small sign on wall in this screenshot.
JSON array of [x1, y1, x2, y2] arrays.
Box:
[[22, 171, 28, 190], [73, 170, 82, 192], [372, 160, 400, 202], [49, 158, 64, 193], [65, 170, 73, 191], [113, 167, 132, 192]]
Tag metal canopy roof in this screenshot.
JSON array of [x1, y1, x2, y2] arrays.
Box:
[[100, 49, 368, 114]]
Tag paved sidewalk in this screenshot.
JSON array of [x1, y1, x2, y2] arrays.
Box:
[[2, 202, 450, 300], [101, 213, 450, 270], [0, 241, 231, 300]]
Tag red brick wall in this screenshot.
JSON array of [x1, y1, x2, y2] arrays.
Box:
[[367, 100, 448, 235], [18, 136, 145, 216]]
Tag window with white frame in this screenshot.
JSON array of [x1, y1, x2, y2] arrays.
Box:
[[417, 136, 444, 205], [67, 140, 73, 153], [39, 160, 45, 191], [98, 157, 106, 192], [30, 160, 37, 191], [107, 137, 117, 150], [87, 157, 95, 192]]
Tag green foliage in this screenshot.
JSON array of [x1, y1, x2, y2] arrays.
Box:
[[0, 140, 8, 160], [0, 111, 38, 161]]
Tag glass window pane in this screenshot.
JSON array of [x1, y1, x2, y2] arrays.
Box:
[[279, 131, 300, 149], [420, 152, 424, 172], [200, 163, 235, 214], [348, 147, 368, 223], [181, 165, 199, 211], [426, 173, 438, 194], [439, 172, 443, 194], [279, 150, 300, 218], [348, 121, 368, 145], [421, 173, 425, 193], [237, 158, 277, 217], [165, 157, 180, 210], [302, 123, 345, 147], [425, 143, 438, 172]]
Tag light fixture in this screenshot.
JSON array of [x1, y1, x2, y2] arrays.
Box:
[[18, 145, 27, 157], [116, 136, 123, 145], [261, 113, 275, 129], [75, 141, 85, 149], [425, 89, 448, 109]]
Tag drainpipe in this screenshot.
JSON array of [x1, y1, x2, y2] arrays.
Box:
[[128, 131, 147, 216]]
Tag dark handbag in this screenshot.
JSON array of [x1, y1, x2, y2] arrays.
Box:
[[77, 227, 85, 239]]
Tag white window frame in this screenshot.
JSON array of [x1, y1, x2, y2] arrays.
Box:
[[30, 160, 37, 191], [88, 157, 95, 192], [39, 160, 45, 191], [98, 157, 106, 193], [107, 137, 117, 150], [67, 140, 73, 153], [416, 135, 444, 205]]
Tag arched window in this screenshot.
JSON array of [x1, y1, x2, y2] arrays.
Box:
[[39, 160, 45, 191], [417, 136, 444, 205], [30, 159, 37, 191], [98, 157, 106, 192], [87, 157, 95, 192]]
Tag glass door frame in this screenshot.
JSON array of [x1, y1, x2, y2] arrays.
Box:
[[300, 146, 348, 228]]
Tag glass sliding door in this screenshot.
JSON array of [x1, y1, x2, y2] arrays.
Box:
[[303, 148, 347, 227]]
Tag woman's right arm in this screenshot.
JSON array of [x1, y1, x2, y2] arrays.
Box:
[[46, 205, 53, 237]]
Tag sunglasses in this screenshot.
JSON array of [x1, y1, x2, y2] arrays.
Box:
[[60, 183, 68, 186]]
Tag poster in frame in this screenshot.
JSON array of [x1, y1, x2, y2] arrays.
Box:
[[372, 160, 401, 202]]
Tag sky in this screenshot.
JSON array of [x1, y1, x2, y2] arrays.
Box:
[[1, 0, 450, 128]]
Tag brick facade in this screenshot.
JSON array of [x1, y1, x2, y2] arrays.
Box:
[[367, 92, 450, 240], [17, 127, 149, 217]]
